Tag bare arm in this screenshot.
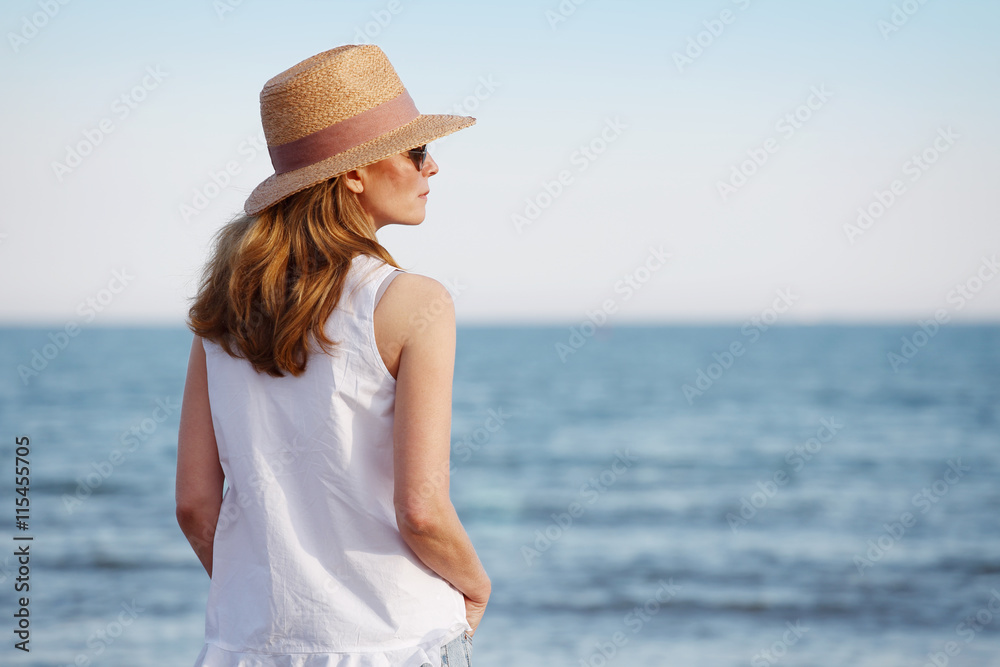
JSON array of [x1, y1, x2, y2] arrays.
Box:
[[386, 275, 491, 633], [175, 334, 225, 577]]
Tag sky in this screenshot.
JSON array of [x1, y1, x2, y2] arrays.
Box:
[[1, 0, 998, 325]]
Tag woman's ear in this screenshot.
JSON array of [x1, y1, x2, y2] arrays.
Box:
[[342, 168, 365, 194]]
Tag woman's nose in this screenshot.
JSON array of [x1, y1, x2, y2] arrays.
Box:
[[423, 152, 439, 176]]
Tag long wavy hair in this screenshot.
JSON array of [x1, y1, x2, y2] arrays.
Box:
[[186, 174, 399, 378]]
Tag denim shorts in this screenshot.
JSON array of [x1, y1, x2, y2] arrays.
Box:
[[422, 630, 473, 667]]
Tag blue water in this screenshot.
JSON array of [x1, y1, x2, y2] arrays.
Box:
[[0, 324, 998, 666]]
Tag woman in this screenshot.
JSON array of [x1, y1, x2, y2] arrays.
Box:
[[175, 44, 490, 667]]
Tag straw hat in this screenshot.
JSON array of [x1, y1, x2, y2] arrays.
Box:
[[244, 44, 476, 215]]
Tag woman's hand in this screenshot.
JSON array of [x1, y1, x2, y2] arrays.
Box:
[[464, 592, 489, 637]]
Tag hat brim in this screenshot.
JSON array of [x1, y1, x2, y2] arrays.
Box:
[[243, 114, 475, 216]]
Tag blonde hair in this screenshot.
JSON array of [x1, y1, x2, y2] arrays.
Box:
[[186, 175, 399, 377]]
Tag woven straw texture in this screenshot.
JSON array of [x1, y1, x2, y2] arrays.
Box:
[[244, 45, 475, 216]]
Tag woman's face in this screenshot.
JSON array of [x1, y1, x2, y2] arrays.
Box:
[[347, 147, 439, 230]]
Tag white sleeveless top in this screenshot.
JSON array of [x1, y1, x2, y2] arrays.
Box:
[[193, 253, 470, 667]]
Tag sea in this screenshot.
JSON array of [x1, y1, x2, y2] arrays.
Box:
[[0, 323, 998, 667]]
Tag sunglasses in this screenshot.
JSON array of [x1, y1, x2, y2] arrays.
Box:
[[406, 144, 428, 171]]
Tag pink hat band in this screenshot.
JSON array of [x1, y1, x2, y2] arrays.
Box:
[[268, 90, 420, 175]]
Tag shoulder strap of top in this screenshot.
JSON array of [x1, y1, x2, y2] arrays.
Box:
[[343, 255, 405, 382], [343, 254, 397, 303], [374, 269, 402, 307]]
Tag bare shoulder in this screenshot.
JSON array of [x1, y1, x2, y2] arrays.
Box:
[[379, 273, 454, 322], [389, 272, 452, 302], [374, 272, 454, 377]]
